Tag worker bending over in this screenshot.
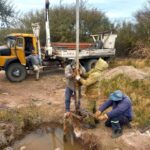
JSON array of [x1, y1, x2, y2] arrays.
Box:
[[95, 90, 133, 138], [76, 58, 108, 129]]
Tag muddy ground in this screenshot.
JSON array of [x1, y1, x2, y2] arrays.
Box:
[[0, 69, 150, 150]]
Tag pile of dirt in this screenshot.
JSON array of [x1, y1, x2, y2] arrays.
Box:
[[102, 66, 149, 80]]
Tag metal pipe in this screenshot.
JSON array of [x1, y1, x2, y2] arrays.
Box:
[[32, 23, 42, 62], [76, 0, 79, 70], [75, 0, 80, 112]]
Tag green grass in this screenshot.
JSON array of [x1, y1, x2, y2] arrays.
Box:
[[100, 74, 150, 127], [0, 104, 54, 136], [109, 58, 150, 68]]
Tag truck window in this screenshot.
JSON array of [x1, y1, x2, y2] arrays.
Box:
[[24, 37, 34, 56], [7, 37, 16, 48], [16, 38, 23, 48]]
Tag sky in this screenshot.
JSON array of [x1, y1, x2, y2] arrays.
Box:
[[13, 0, 148, 22]]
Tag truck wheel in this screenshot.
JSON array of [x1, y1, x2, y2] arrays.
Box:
[[86, 59, 98, 71], [6, 63, 27, 82]]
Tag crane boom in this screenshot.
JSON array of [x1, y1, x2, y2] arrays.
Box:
[[45, 0, 53, 55]]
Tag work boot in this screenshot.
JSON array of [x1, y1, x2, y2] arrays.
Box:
[[111, 129, 123, 138], [111, 119, 122, 138]]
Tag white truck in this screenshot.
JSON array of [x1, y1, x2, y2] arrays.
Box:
[[51, 32, 117, 71], [43, 0, 117, 71]]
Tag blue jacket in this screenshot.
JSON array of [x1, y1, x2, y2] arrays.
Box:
[[99, 94, 133, 120]]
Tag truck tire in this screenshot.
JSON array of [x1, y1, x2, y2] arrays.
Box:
[[6, 63, 27, 82], [86, 59, 98, 71]]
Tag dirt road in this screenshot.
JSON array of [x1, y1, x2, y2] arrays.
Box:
[[0, 70, 65, 108]]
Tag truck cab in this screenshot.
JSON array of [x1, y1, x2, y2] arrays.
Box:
[[0, 33, 38, 82]]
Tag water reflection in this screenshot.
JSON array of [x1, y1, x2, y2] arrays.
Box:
[[13, 126, 83, 150]]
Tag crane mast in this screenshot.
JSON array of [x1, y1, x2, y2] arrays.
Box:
[[45, 0, 53, 55]]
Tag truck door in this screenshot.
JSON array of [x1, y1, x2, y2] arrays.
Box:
[[15, 37, 26, 65]]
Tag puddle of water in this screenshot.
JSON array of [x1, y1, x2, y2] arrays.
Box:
[[13, 126, 83, 150]]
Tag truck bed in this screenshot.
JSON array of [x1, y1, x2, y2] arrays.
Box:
[[51, 42, 93, 49]]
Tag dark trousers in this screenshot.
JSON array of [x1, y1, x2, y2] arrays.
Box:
[[65, 87, 80, 112], [105, 115, 130, 131]]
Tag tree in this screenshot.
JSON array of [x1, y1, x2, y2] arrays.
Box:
[[134, 1, 150, 45], [115, 22, 136, 57], [17, 4, 112, 44], [0, 0, 15, 27]]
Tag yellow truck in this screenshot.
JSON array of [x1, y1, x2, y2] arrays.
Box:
[[0, 0, 117, 82], [0, 33, 39, 81]]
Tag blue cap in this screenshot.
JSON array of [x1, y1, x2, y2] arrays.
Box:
[[109, 90, 123, 101]]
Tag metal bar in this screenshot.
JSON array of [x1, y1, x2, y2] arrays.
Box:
[[32, 23, 42, 62], [75, 0, 80, 112], [45, 0, 51, 47], [76, 0, 79, 70]]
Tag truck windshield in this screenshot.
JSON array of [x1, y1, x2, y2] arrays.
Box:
[[7, 37, 16, 48]]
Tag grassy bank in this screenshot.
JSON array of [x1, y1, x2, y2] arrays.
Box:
[[100, 74, 150, 127], [0, 104, 63, 142], [109, 58, 150, 69]]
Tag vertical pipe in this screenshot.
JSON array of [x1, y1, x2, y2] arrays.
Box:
[[76, 0, 79, 70], [75, 0, 80, 112]]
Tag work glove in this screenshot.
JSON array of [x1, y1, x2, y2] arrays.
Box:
[[76, 75, 81, 81], [98, 114, 108, 121], [64, 112, 71, 118], [95, 110, 102, 119]]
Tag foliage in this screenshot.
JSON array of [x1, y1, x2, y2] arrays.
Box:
[[115, 1, 150, 57], [0, 0, 15, 27], [16, 5, 112, 45], [0, 0, 150, 59], [0, 28, 23, 45], [18, 10, 46, 45], [130, 41, 150, 59], [115, 22, 137, 57], [134, 2, 150, 45]]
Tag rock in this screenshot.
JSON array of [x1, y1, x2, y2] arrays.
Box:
[[1, 93, 9, 95], [0, 123, 7, 129], [55, 148, 61, 150], [47, 102, 52, 105], [145, 130, 150, 137], [74, 127, 82, 138], [7, 134, 15, 143], [0, 123, 15, 145], [0, 132, 7, 145], [3, 147, 13, 150], [20, 146, 26, 150]]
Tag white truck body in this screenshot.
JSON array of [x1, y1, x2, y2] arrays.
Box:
[[54, 34, 117, 60]]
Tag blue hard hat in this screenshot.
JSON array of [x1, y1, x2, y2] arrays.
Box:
[[109, 90, 123, 101]]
